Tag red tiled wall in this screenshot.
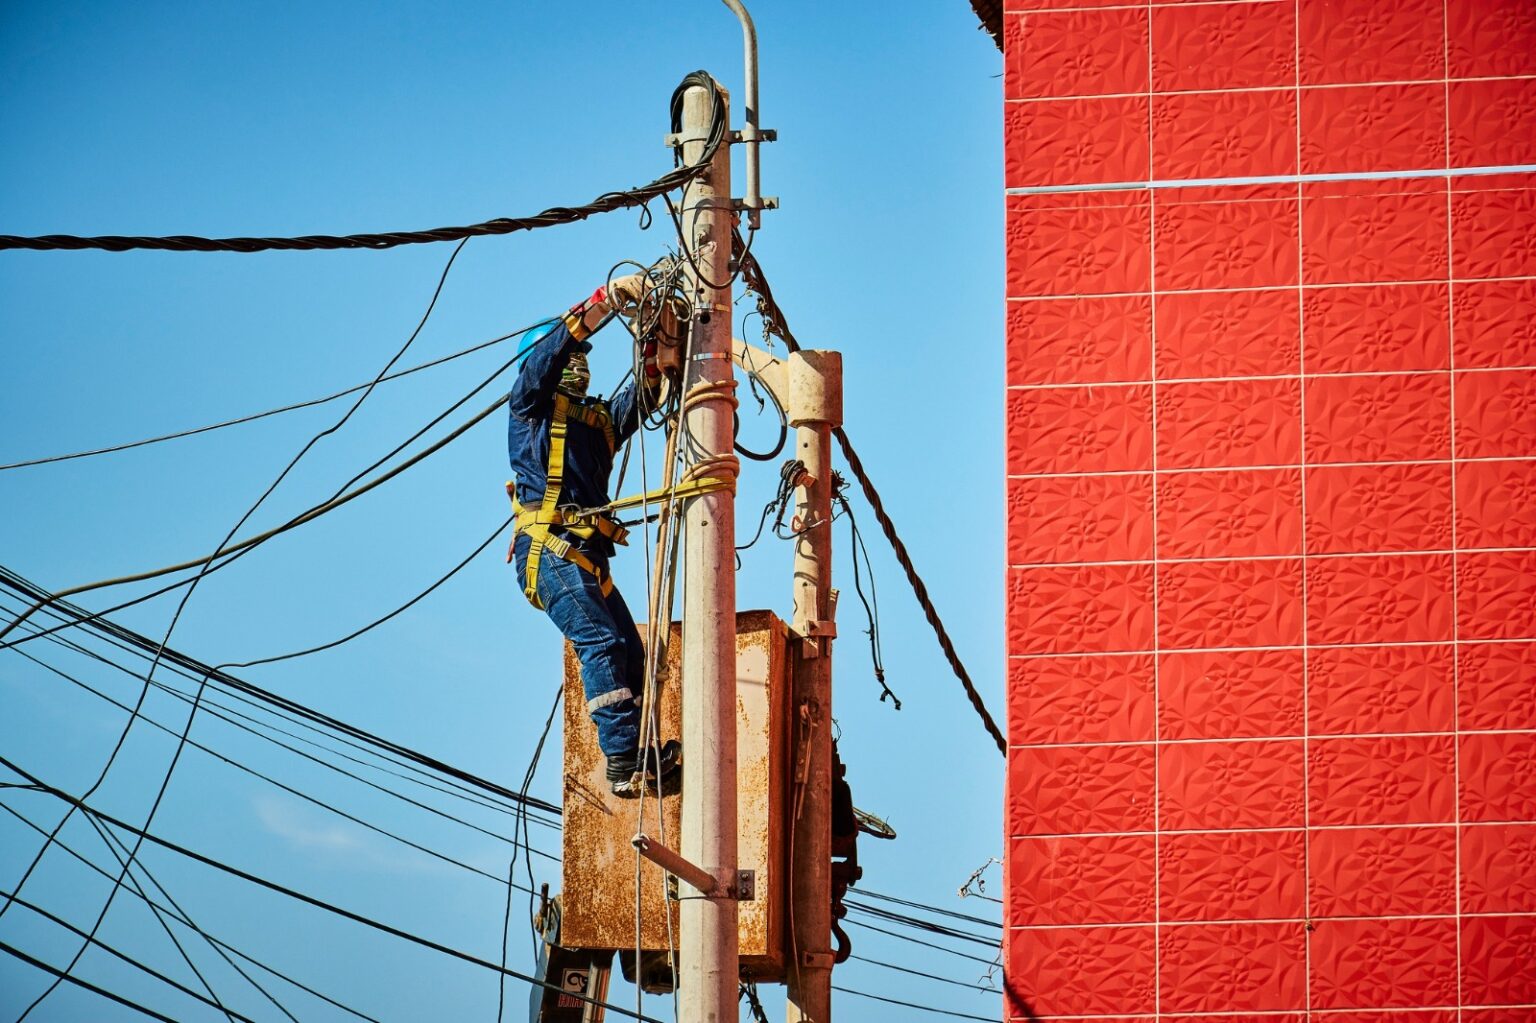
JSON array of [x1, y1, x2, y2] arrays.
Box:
[[1002, 0, 1536, 1018]]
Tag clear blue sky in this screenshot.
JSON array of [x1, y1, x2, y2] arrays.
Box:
[[0, 3, 1004, 1020]]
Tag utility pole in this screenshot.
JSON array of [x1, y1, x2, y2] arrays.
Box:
[[786, 350, 843, 1023], [677, 75, 740, 1023]]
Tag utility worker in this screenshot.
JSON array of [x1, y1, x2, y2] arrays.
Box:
[[506, 272, 682, 798]]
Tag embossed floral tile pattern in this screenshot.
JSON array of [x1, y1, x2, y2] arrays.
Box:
[[1002, 0, 1536, 1018]]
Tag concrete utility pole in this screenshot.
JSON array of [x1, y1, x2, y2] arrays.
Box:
[[677, 76, 740, 1023], [786, 350, 843, 1023]]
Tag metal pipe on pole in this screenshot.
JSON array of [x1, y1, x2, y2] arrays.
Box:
[[676, 76, 741, 1023], [719, 0, 765, 226], [786, 350, 843, 1023]]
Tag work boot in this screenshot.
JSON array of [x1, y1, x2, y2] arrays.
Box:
[[607, 739, 682, 799]]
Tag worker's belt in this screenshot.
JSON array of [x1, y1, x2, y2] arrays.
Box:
[[507, 391, 735, 610]]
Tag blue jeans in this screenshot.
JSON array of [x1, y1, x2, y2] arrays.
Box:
[[514, 533, 643, 756]]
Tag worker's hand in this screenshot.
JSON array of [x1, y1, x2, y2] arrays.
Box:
[[604, 272, 648, 316]]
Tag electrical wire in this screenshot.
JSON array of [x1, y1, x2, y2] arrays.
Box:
[[498, 681, 561, 1023], [0, 755, 668, 1023], [2, 889, 262, 1023], [843, 899, 1001, 948], [852, 888, 1001, 930], [5, 572, 996, 940], [0, 802, 383, 1022], [733, 235, 1008, 755], [0, 379, 510, 650], [833, 471, 900, 709], [0, 940, 182, 1023], [0, 567, 562, 820], [0, 324, 537, 471], [845, 954, 998, 993], [1, 608, 559, 869], [218, 514, 511, 670], [6, 640, 528, 887], [0, 73, 726, 254], [79, 812, 304, 1023], [5, 238, 474, 1023], [833, 984, 998, 1021], [843, 920, 1000, 967]]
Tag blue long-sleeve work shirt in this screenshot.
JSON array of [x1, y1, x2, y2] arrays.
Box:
[[506, 318, 648, 559]]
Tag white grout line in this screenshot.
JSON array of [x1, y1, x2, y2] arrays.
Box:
[[1005, 365, 1536, 391], [1443, 8, 1467, 1015], [1290, 19, 1317, 998], [1008, 821, 1536, 841], [1006, 548, 1536, 570], [1008, 727, 1536, 751], [1003, 0, 1288, 13], [1005, 162, 1536, 195], [1003, 73, 1536, 105], [1007, 636, 1536, 659], [1007, 911, 1536, 932], [1006, 455, 1536, 480], [1142, 10, 1164, 1008], [1005, 1009, 1536, 1022], [1005, 275, 1536, 301]]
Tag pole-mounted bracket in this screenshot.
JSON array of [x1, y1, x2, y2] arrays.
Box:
[[801, 950, 836, 970], [664, 129, 777, 146], [632, 833, 756, 901]]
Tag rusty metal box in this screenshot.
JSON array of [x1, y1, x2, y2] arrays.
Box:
[[560, 609, 789, 980]]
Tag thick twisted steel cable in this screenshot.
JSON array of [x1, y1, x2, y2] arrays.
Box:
[[0, 72, 725, 254], [733, 234, 1008, 755]]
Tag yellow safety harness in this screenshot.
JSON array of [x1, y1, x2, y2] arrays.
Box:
[[508, 391, 733, 609]]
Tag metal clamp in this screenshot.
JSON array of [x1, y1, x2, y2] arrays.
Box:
[[801, 951, 836, 970], [729, 128, 778, 143]]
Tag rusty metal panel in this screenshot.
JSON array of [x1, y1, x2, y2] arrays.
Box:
[[560, 609, 788, 980]]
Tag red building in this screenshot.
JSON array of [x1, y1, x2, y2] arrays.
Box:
[[994, 0, 1536, 1016]]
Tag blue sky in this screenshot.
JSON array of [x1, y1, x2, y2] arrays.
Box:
[[0, 3, 1005, 1020]]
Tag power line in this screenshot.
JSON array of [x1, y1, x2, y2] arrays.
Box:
[[7, 602, 559, 835], [79, 813, 303, 1023], [0, 71, 724, 254], [0, 755, 667, 1023], [846, 954, 998, 994], [5, 639, 539, 887], [4, 575, 1000, 962], [734, 236, 1007, 755], [0, 565, 561, 818], [833, 984, 999, 1021], [843, 920, 1000, 968], [850, 888, 1001, 929], [0, 324, 534, 471], [0, 801, 383, 1023], [843, 900, 1001, 949], [7, 236, 474, 1023], [0, 586, 560, 830], [0, 940, 183, 1023], [3, 889, 262, 1023], [0, 340, 519, 647]]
